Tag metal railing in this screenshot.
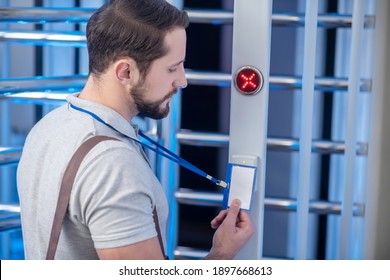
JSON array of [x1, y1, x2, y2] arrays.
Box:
[[0, 147, 23, 166], [0, 129, 368, 168], [0, 8, 375, 28], [0, 30, 86, 47], [175, 188, 365, 216], [0, 71, 372, 95], [0, 204, 21, 233], [176, 130, 368, 155], [173, 184, 366, 259]]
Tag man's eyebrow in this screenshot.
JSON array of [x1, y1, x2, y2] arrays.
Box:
[[170, 59, 185, 68]]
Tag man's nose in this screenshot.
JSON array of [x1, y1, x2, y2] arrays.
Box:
[[174, 67, 187, 89]]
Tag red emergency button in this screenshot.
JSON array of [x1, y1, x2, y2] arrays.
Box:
[[234, 66, 264, 95]]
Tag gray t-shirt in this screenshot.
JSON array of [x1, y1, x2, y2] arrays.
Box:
[[17, 94, 168, 259]]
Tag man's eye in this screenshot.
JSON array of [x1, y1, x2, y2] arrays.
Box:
[[169, 68, 177, 73]]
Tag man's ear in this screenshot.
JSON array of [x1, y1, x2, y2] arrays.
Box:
[[114, 58, 140, 86]]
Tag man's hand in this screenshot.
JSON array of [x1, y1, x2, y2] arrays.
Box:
[[205, 199, 254, 260]]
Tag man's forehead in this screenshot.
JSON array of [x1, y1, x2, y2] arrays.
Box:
[[164, 28, 187, 52]]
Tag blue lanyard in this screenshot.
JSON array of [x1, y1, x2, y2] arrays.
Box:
[[69, 103, 227, 188]]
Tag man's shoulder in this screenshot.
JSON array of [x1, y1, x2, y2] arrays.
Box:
[[27, 103, 94, 142], [28, 104, 69, 133]]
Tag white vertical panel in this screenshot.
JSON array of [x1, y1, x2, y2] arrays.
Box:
[[340, 0, 365, 259], [229, 0, 273, 259], [364, 0, 390, 259], [296, 0, 318, 260]]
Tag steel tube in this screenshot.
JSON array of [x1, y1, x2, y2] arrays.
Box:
[[0, 75, 87, 94], [174, 246, 208, 260], [0, 8, 374, 28], [176, 130, 368, 155], [175, 189, 365, 216], [0, 7, 93, 23], [0, 72, 372, 94], [0, 132, 368, 166], [340, 0, 365, 259], [0, 147, 22, 166], [295, 0, 318, 259], [0, 30, 86, 47], [0, 204, 21, 233]]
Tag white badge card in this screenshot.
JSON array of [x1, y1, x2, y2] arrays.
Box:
[[223, 163, 256, 211]]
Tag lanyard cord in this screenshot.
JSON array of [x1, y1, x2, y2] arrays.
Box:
[[69, 103, 227, 188]]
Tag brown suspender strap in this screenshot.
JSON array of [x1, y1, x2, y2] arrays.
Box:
[[46, 136, 166, 260], [46, 136, 118, 260]]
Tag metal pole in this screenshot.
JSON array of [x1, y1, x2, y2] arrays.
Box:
[[296, 0, 318, 260], [340, 0, 365, 259], [228, 0, 273, 259]]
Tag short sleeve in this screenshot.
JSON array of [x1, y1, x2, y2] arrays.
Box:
[[69, 140, 159, 249]]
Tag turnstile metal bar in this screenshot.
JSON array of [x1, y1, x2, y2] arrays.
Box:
[[0, 7, 93, 23], [295, 0, 319, 260], [0, 147, 22, 166], [273, 13, 374, 28], [0, 30, 86, 47], [0, 132, 368, 167], [269, 75, 371, 92], [176, 130, 368, 156], [175, 189, 365, 216], [340, 0, 366, 260], [174, 246, 208, 260], [0, 92, 70, 104], [0, 8, 375, 28], [0, 204, 21, 233], [0, 72, 372, 94], [189, 10, 375, 28], [0, 75, 87, 94], [173, 246, 288, 260]]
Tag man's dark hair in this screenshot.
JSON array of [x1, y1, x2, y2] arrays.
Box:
[[86, 0, 189, 77]]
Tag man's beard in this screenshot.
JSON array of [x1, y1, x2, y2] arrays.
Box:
[[131, 80, 177, 120]]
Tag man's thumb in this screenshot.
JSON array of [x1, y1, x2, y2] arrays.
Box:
[[225, 199, 241, 223]]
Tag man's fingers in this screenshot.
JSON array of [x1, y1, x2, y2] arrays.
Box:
[[238, 210, 251, 223], [210, 210, 228, 229], [210, 199, 244, 229], [237, 211, 255, 235]]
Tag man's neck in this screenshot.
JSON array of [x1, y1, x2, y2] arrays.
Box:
[[78, 75, 138, 122]]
